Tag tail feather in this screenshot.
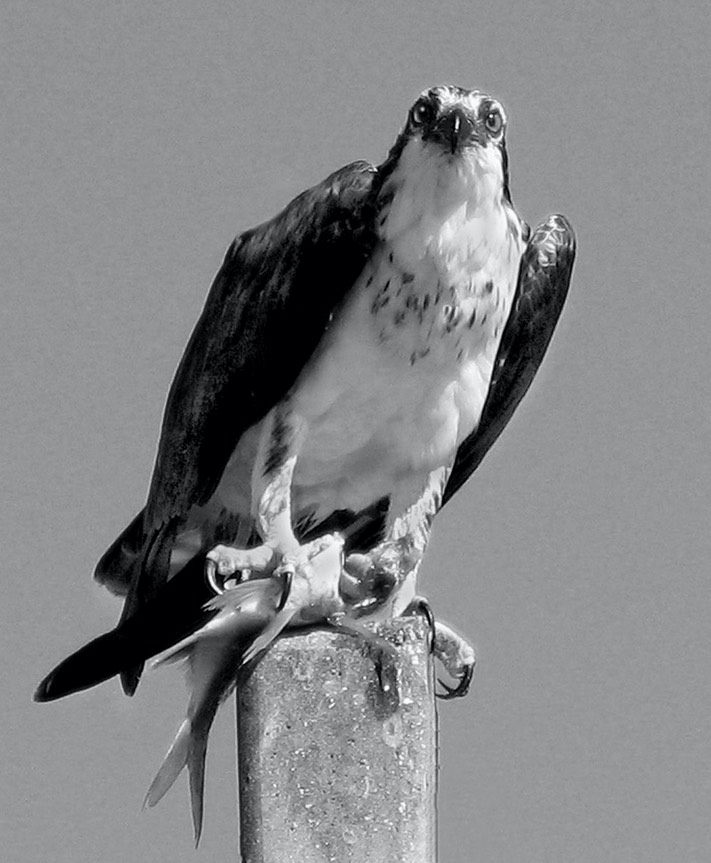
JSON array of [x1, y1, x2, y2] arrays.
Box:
[[119, 519, 179, 695], [35, 627, 136, 702], [35, 552, 214, 702]]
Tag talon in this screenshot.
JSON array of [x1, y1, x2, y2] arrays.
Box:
[[205, 558, 224, 595], [276, 566, 293, 612], [436, 661, 474, 700], [436, 679, 456, 699], [430, 619, 476, 700]]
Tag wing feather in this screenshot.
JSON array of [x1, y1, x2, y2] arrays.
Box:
[[147, 161, 381, 527], [96, 161, 381, 605], [443, 213, 576, 504]]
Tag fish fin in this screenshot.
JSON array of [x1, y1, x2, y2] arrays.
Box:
[[240, 608, 294, 665], [188, 732, 209, 846], [144, 718, 192, 809], [204, 578, 277, 613]]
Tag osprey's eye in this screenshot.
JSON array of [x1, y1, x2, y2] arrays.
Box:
[[410, 101, 434, 127], [484, 108, 504, 136]]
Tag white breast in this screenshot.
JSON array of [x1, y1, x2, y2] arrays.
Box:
[[217, 138, 526, 524], [289, 198, 524, 519]]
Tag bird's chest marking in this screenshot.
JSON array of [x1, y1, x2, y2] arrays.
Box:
[[365, 241, 514, 368]]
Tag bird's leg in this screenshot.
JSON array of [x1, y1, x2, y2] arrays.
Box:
[[206, 405, 302, 589], [206, 404, 342, 592], [342, 464, 451, 617], [341, 465, 475, 698]]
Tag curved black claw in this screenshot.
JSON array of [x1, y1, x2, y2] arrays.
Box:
[[404, 596, 436, 653], [205, 560, 244, 595], [276, 566, 294, 612], [205, 558, 225, 595], [436, 660, 475, 700]]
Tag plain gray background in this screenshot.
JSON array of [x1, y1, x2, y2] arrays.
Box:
[[3, 1, 709, 860]]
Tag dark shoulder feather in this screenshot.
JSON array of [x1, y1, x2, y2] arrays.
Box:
[[443, 213, 576, 504]]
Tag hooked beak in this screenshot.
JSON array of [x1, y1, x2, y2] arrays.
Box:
[[425, 107, 478, 154]]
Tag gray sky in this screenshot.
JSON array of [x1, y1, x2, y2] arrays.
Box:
[[3, 1, 710, 861]]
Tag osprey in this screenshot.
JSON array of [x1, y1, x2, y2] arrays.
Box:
[[36, 85, 575, 706]]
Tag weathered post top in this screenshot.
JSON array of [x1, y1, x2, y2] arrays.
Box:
[[237, 615, 437, 863]]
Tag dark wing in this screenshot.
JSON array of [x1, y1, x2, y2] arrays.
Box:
[[95, 162, 381, 607], [443, 214, 576, 505], [146, 161, 380, 526]]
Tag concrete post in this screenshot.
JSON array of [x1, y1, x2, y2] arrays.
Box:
[[237, 616, 437, 863]]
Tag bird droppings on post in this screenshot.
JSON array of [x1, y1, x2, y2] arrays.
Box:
[[237, 615, 436, 863]]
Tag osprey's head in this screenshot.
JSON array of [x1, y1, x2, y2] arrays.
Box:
[[407, 85, 507, 156], [382, 85, 512, 211]]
